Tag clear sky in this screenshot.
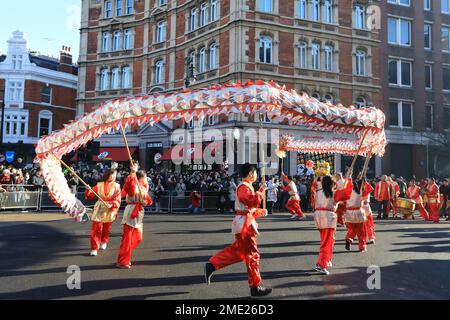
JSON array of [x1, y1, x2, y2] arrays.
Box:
[[0, 0, 81, 62]]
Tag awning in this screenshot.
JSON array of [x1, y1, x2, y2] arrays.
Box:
[[93, 147, 138, 162], [160, 141, 221, 161]]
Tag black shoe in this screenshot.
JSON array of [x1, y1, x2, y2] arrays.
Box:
[[204, 262, 215, 285], [250, 286, 273, 298], [376, 215, 381, 220], [345, 240, 351, 251]]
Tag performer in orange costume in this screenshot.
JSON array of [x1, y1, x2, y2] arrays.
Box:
[[116, 165, 153, 269], [406, 179, 429, 221], [85, 169, 121, 256], [425, 178, 440, 223], [281, 173, 304, 220], [375, 175, 390, 219], [387, 176, 400, 218], [204, 163, 272, 298], [313, 174, 353, 275]]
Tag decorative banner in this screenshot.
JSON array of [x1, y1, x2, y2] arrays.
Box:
[[34, 80, 387, 215], [298, 153, 335, 176]]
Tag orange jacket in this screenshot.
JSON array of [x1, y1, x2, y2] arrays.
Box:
[[375, 181, 390, 201]]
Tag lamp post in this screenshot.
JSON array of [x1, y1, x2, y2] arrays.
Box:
[[184, 56, 196, 88], [0, 84, 5, 151], [233, 126, 240, 175]]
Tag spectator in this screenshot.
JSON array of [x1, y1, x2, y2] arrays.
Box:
[[32, 170, 45, 191], [189, 190, 201, 214], [266, 177, 278, 215]]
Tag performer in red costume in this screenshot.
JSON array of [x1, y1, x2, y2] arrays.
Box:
[[281, 173, 304, 220], [362, 180, 375, 244], [335, 173, 347, 226], [344, 179, 369, 252], [375, 175, 390, 219], [425, 178, 440, 223], [310, 177, 320, 211], [85, 169, 121, 256], [204, 163, 272, 298], [116, 165, 153, 269], [313, 173, 353, 275], [406, 179, 429, 221], [387, 176, 400, 218]]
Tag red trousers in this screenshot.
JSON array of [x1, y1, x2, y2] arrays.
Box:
[[286, 198, 303, 217], [416, 203, 429, 221], [387, 199, 397, 217], [428, 204, 440, 222], [346, 223, 367, 251], [336, 204, 345, 225], [90, 221, 113, 250], [210, 228, 261, 288], [317, 228, 335, 269], [365, 215, 375, 241], [117, 224, 143, 266]]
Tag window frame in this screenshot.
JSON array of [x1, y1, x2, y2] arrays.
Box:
[[388, 17, 411, 47], [388, 59, 412, 87], [259, 36, 272, 64], [424, 24, 432, 50], [355, 50, 366, 76], [311, 43, 320, 70], [155, 60, 165, 84], [38, 110, 53, 137], [425, 64, 433, 90], [389, 101, 413, 128], [156, 20, 166, 43], [41, 86, 52, 104]]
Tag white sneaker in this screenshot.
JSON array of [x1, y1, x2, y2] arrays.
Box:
[[368, 239, 375, 245], [327, 261, 333, 268], [100, 243, 107, 250], [314, 265, 330, 275], [90, 250, 98, 256], [290, 215, 297, 220]]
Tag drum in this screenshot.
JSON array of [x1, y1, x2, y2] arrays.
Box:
[[396, 197, 416, 217]]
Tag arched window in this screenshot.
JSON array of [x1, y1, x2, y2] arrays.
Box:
[[312, 92, 321, 100], [209, 43, 217, 69], [104, 0, 112, 18], [126, 0, 133, 14], [199, 47, 206, 73], [356, 96, 366, 108], [113, 31, 121, 51], [311, 0, 320, 21], [324, 45, 333, 71], [311, 43, 320, 70], [155, 60, 164, 84], [299, 41, 307, 68], [116, 0, 122, 16], [190, 8, 197, 31], [259, 36, 272, 64], [210, 0, 218, 21], [124, 29, 132, 49], [354, 4, 365, 29], [200, 3, 208, 27], [111, 67, 120, 89], [122, 66, 131, 88], [102, 32, 110, 52], [298, 0, 307, 19], [355, 49, 366, 76], [100, 68, 109, 90], [156, 20, 166, 43], [38, 110, 53, 137], [324, 0, 332, 23], [324, 93, 334, 104]]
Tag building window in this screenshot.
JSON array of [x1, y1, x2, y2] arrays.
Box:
[[158, 0, 166, 5], [388, 0, 411, 6], [425, 64, 433, 90], [260, 0, 273, 13], [259, 36, 272, 64], [388, 17, 411, 46], [354, 4, 365, 29], [38, 111, 53, 137], [442, 27, 450, 52], [156, 20, 166, 43], [200, 3, 208, 27], [102, 32, 110, 52], [126, 0, 133, 14], [122, 66, 131, 88], [189, 51, 196, 76], [298, 0, 306, 19], [190, 8, 197, 31], [311, 92, 320, 100], [324, 0, 332, 24], [324, 93, 334, 104], [12, 55, 23, 70], [211, 0, 218, 21], [116, 0, 122, 16], [124, 29, 132, 49], [100, 69, 109, 90], [155, 60, 164, 84], [8, 81, 23, 103], [298, 41, 307, 68], [199, 48, 206, 73], [426, 105, 433, 130], [424, 24, 432, 50], [104, 0, 112, 18], [324, 45, 333, 71], [388, 59, 412, 87], [41, 86, 51, 104], [311, 0, 320, 21], [389, 101, 413, 128], [311, 43, 320, 70], [113, 31, 121, 51], [355, 50, 366, 76], [209, 43, 217, 69], [443, 0, 450, 14], [111, 67, 120, 89], [424, 0, 431, 10], [207, 115, 218, 125], [356, 96, 366, 108], [443, 66, 450, 90], [5, 113, 27, 137]]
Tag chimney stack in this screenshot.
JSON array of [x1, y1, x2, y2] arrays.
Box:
[[59, 45, 73, 74]]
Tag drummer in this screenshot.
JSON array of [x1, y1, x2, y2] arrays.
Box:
[[406, 179, 429, 221]]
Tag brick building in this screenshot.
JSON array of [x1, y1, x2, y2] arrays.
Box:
[[77, 0, 382, 175], [380, 0, 450, 179], [0, 31, 78, 163]]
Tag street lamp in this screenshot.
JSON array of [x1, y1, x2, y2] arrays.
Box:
[[0, 84, 5, 150], [233, 127, 240, 174], [184, 56, 196, 88]]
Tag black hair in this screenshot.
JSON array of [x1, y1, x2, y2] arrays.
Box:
[[241, 163, 256, 179], [102, 168, 117, 182], [353, 178, 365, 195], [321, 175, 334, 199], [136, 170, 147, 180]]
